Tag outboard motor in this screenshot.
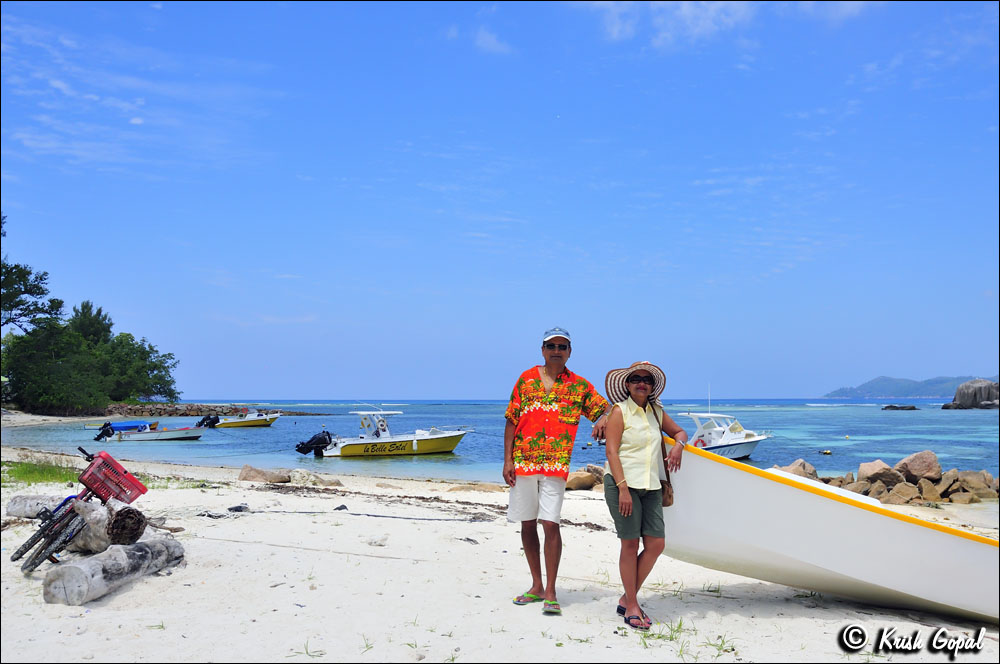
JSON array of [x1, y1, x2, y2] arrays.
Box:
[[295, 430, 333, 457], [94, 422, 115, 442], [195, 415, 220, 428]]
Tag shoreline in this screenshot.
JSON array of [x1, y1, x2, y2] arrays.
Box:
[[2, 448, 999, 662]]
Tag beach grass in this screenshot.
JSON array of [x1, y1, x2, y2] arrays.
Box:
[[1, 459, 80, 486]]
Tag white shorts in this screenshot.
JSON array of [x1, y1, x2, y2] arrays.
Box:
[[507, 474, 567, 524]]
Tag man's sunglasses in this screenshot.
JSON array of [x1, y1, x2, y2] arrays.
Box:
[[626, 375, 655, 385], [543, 343, 570, 351]]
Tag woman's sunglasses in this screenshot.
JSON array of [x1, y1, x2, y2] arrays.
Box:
[[626, 375, 655, 385]]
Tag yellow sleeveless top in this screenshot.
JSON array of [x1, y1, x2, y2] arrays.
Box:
[[604, 397, 663, 490]]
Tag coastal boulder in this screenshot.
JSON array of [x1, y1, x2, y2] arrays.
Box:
[[858, 460, 905, 488], [949, 492, 980, 504], [774, 459, 818, 481], [942, 379, 1000, 409], [881, 482, 920, 505], [844, 480, 871, 495], [917, 478, 942, 502], [237, 465, 291, 483], [893, 451, 942, 484], [565, 471, 598, 491], [289, 469, 343, 487], [936, 468, 960, 496], [957, 471, 989, 491], [868, 480, 888, 500], [584, 464, 605, 484]]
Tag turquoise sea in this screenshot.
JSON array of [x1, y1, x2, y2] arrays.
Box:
[[2, 398, 997, 483]]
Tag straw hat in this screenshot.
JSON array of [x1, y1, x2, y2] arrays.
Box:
[[605, 361, 667, 405]]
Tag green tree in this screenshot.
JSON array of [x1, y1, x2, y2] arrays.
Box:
[[99, 332, 180, 403], [3, 321, 108, 414], [1, 215, 64, 332], [68, 300, 114, 345]]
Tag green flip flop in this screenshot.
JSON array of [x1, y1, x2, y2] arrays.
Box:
[[512, 592, 543, 605], [542, 600, 562, 615]]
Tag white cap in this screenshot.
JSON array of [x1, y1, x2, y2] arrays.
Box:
[[542, 327, 571, 343]]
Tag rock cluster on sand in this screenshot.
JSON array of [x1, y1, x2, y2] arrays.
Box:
[[942, 378, 999, 409], [105, 403, 278, 418], [774, 450, 999, 505]]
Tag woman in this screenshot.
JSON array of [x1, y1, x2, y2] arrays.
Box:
[[603, 361, 688, 630]]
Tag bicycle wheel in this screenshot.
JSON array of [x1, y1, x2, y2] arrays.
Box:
[[9, 502, 75, 563], [20, 513, 85, 574]]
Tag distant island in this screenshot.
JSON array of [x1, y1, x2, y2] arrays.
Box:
[[825, 375, 1000, 399]]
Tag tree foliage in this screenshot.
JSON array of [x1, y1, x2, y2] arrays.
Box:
[[69, 300, 114, 345], [1, 215, 64, 332], [1, 216, 181, 414]]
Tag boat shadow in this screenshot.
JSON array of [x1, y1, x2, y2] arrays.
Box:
[[635, 579, 997, 631]]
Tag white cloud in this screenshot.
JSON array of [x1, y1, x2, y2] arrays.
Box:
[[129, 117, 144, 125], [588, 1, 640, 40], [651, 1, 757, 47], [48, 79, 75, 96], [475, 27, 513, 54], [796, 1, 880, 24], [584, 1, 876, 46]]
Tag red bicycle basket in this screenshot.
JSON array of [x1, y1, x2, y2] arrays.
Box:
[[78, 451, 148, 504]]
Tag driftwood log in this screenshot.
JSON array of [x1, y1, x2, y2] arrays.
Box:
[[5, 495, 147, 554], [5, 495, 65, 519], [67, 499, 147, 553], [43, 537, 185, 606]]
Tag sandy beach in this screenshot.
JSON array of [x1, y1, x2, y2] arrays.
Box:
[[2, 415, 998, 662]]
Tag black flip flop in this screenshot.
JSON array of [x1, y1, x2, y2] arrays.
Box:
[[624, 614, 650, 631]]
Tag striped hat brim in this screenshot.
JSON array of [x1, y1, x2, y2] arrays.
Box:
[[605, 361, 667, 405]]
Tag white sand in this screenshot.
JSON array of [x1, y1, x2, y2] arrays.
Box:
[[2, 442, 998, 663]]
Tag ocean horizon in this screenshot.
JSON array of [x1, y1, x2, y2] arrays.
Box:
[[3, 397, 997, 483]]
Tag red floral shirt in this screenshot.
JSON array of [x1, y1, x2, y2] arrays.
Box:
[[505, 366, 608, 480]]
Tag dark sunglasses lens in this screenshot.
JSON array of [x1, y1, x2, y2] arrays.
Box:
[[544, 343, 568, 350], [627, 376, 654, 385]]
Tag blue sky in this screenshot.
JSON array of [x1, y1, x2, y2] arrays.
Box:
[[2, 1, 998, 400]]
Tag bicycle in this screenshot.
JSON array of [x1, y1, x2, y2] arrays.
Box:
[[10, 446, 148, 574]]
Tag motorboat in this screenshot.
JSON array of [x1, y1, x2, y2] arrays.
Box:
[[662, 440, 999, 623], [92, 421, 159, 441], [295, 410, 470, 457], [114, 426, 204, 442], [680, 412, 767, 459], [86, 420, 158, 432], [210, 408, 281, 428]]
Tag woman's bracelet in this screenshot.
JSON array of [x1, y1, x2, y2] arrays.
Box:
[[616, 479, 627, 487]]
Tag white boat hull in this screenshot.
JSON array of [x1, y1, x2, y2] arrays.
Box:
[[700, 437, 762, 459], [116, 428, 204, 442], [664, 443, 999, 623]]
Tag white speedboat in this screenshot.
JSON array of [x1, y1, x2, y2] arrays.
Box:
[[663, 441, 999, 623], [212, 408, 281, 428], [115, 426, 204, 442], [681, 412, 767, 459], [295, 410, 470, 458]]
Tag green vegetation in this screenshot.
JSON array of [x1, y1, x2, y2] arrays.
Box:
[[1, 215, 180, 414], [1, 459, 81, 486]]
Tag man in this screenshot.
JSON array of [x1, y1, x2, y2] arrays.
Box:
[[503, 326, 609, 615]]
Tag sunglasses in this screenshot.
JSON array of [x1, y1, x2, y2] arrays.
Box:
[[626, 375, 655, 385], [543, 343, 569, 351]]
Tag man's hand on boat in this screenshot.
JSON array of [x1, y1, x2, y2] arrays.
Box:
[[591, 412, 609, 440]]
